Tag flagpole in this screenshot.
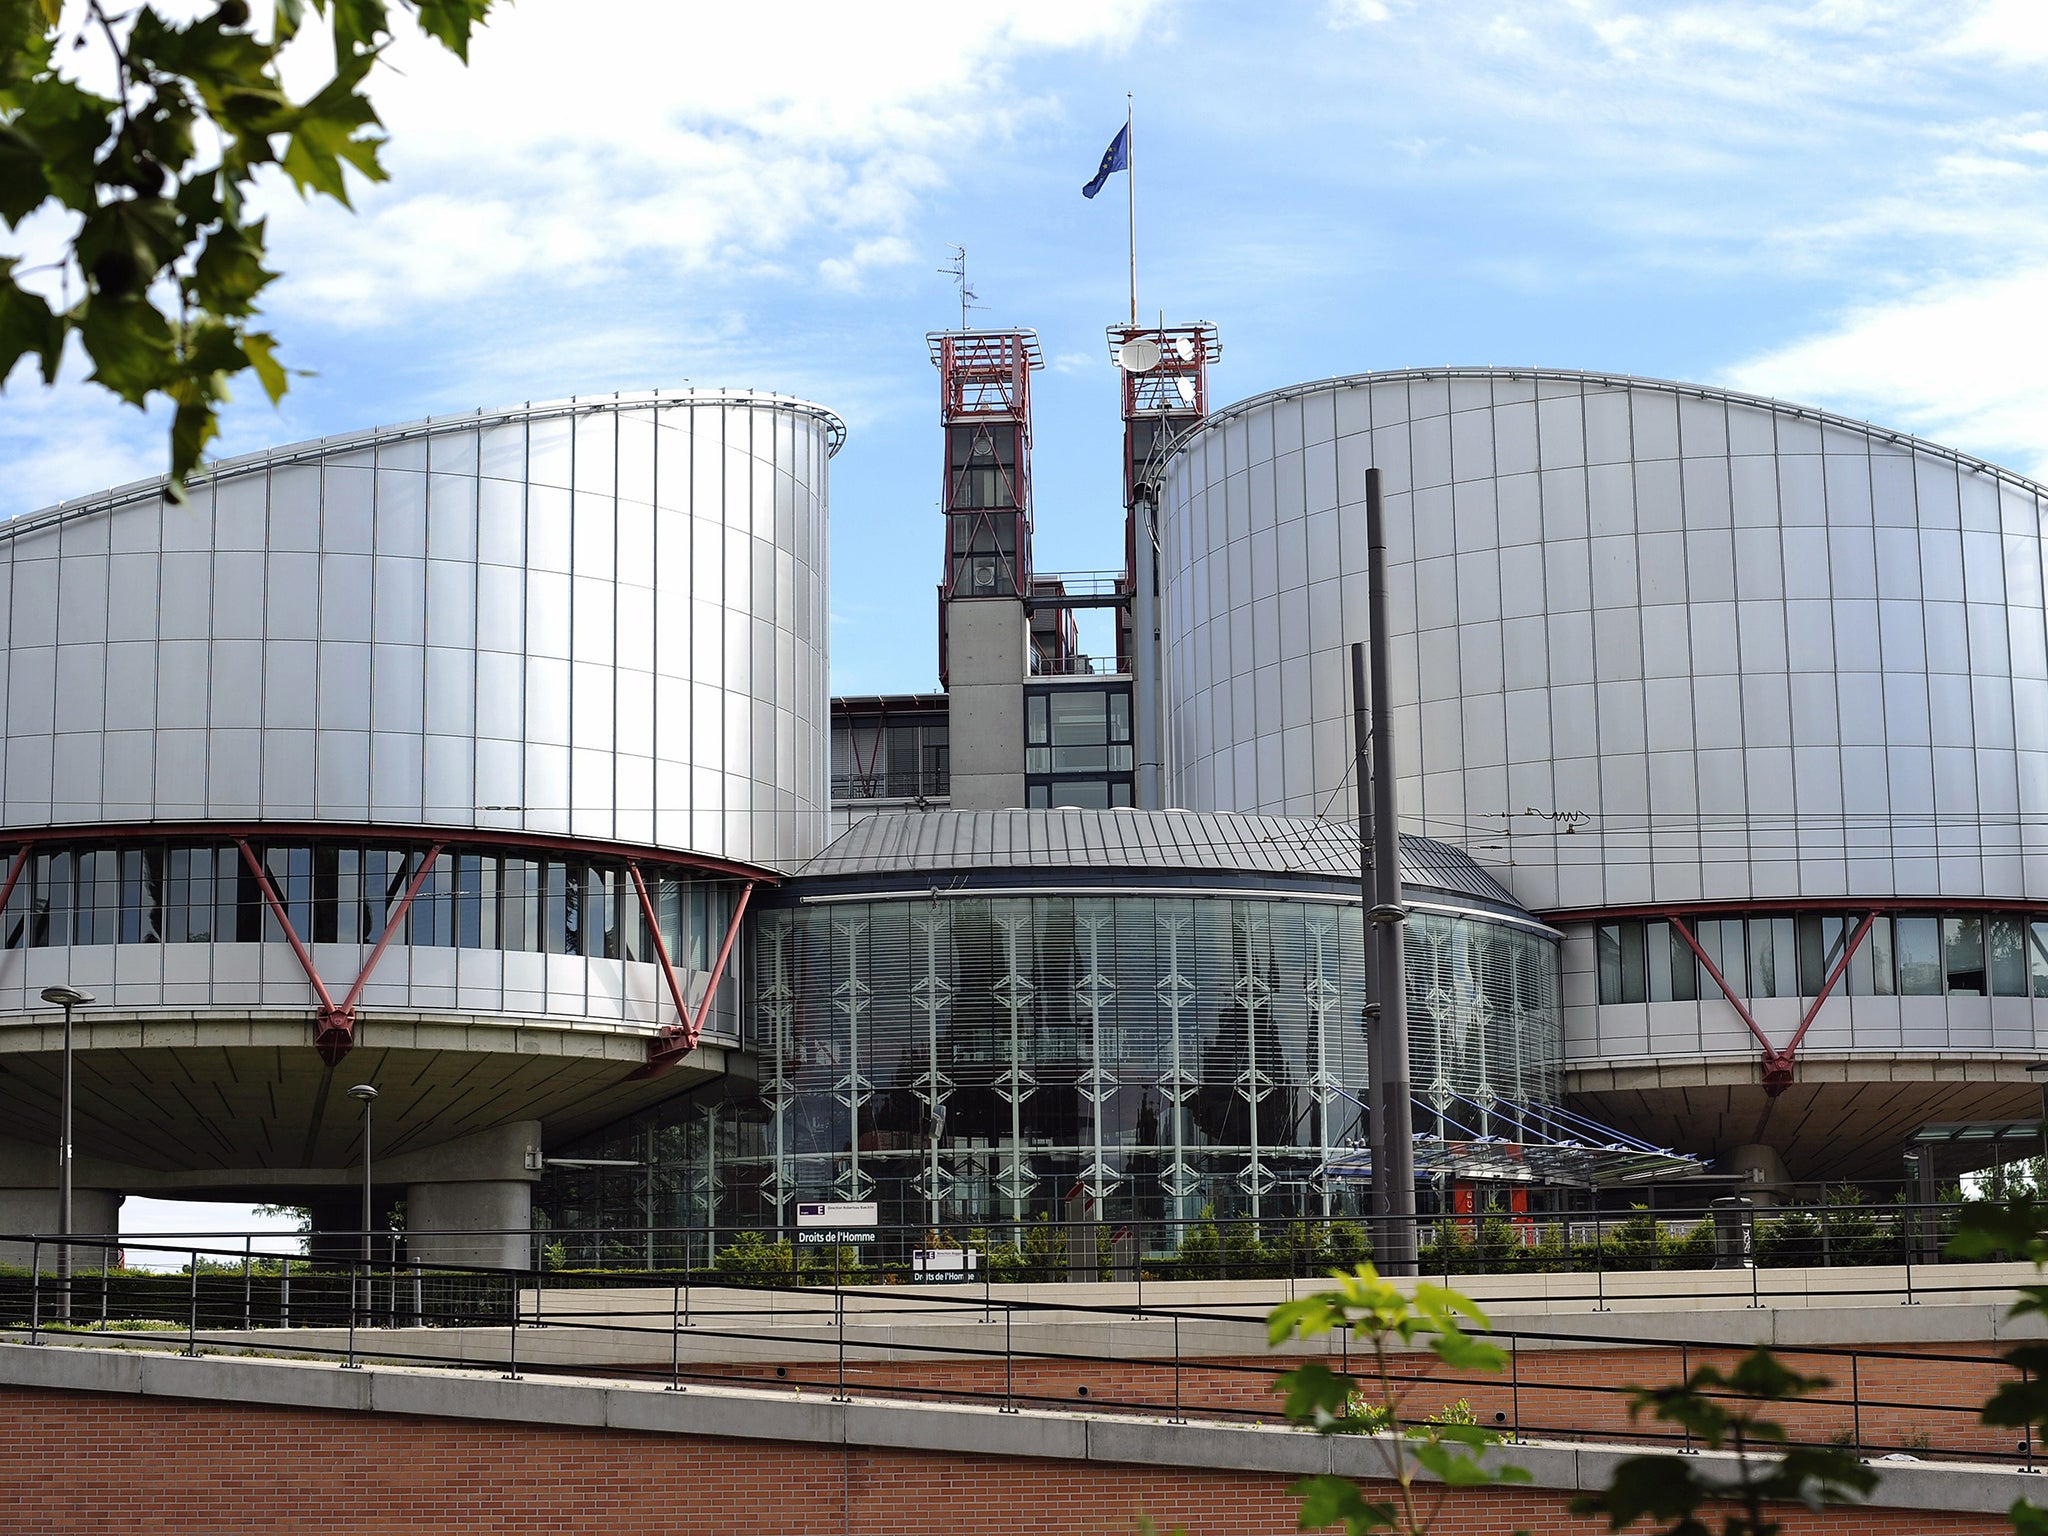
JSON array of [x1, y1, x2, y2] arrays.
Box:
[[1126, 94, 1136, 326]]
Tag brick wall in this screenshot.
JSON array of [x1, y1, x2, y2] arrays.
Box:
[[673, 1339, 2021, 1462], [0, 1385, 2012, 1536]]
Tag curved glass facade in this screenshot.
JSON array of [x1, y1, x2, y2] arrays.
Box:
[[0, 835, 735, 966], [539, 888, 1561, 1246]]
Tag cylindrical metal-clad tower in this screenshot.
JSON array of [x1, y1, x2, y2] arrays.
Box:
[[0, 391, 842, 1262], [1156, 368, 2048, 1181]]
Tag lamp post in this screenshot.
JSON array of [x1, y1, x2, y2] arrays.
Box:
[[39, 984, 94, 1323], [347, 1084, 379, 1263]]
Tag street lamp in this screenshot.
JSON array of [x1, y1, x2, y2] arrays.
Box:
[[347, 1084, 378, 1263], [39, 984, 94, 1322]]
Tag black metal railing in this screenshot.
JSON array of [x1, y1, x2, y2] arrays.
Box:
[[0, 1229, 2032, 1468], [830, 768, 949, 801], [514, 1201, 1985, 1292]]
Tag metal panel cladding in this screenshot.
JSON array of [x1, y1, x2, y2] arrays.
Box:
[[1154, 369, 2048, 914], [0, 392, 842, 870]]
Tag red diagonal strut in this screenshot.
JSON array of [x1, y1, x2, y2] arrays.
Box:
[[628, 863, 694, 1047], [1667, 915, 1773, 1054], [1766, 910, 1878, 1094], [236, 838, 344, 1056], [1670, 908, 1876, 1097], [236, 838, 444, 1065], [634, 878, 755, 1078], [0, 847, 30, 944], [337, 843, 446, 1018]]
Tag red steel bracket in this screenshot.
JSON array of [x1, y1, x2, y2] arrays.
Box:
[[1667, 915, 1773, 1056], [1764, 910, 1877, 1095], [237, 838, 347, 1060], [235, 838, 445, 1065], [1668, 909, 1877, 1096], [627, 863, 695, 1055], [633, 877, 755, 1078], [0, 847, 29, 942]]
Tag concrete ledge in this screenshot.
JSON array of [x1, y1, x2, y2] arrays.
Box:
[[0, 1340, 2031, 1516]]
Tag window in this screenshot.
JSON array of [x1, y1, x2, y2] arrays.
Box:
[[1596, 921, 1646, 1004], [1023, 682, 1136, 809], [832, 708, 950, 801], [1747, 915, 1796, 998], [1592, 907, 2048, 1003], [1989, 917, 2028, 997], [1849, 915, 1894, 996], [1646, 920, 1697, 1002], [1895, 916, 1942, 995], [1943, 915, 1986, 996]]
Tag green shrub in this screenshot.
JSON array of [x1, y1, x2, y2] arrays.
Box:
[[1524, 1223, 1575, 1273], [1223, 1217, 1273, 1277], [1819, 1184, 1899, 1265], [1420, 1220, 1476, 1276], [1019, 1213, 1067, 1282], [712, 1228, 795, 1282], [1173, 1205, 1223, 1279], [1318, 1219, 1372, 1272], [1756, 1210, 1822, 1268], [1667, 1216, 1717, 1267], [1597, 1208, 1663, 1272]]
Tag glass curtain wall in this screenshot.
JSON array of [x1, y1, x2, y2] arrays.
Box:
[[0, 838, 735, 973], [1596, 910, 2048, 1004], [542, 891, 1562, 1257]]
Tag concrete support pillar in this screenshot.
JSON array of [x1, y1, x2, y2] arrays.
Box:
[[385, 1120, 541, 1271], [0, 1187, 122, 1271], [405, 1180, 533, 1271], [0, 1136, 123, 1271], [1721, 1143, 1790, 1206], [944, 599, 1028, 810]]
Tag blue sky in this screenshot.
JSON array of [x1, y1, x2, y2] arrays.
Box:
[[9, 0, 2048, 698]]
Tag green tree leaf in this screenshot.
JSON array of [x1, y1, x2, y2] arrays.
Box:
[[0, 264, 62, 383], [0, 0, 500, 490]]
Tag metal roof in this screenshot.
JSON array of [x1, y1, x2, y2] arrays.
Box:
[[800, 809, 1525, 910], [1169, 366, 2048, 506], [7, 389, 847, 542]]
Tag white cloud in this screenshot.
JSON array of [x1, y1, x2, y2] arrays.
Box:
[[1725, 266, 2048, 477], [0, 361, 168, 519], [259, 0, 1167, 325], [818, 236, 918, 292]]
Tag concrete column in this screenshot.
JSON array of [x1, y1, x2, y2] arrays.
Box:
[[385, 1120, 541, 1271], [944, 599, 1028, 810], [1721, 1143, 1790, 1206], [0, 1187, 122, 1271], [0, 1136, 123, 1271], [405, 1180, 533, 1270], [1131, 494, 1163, 809]]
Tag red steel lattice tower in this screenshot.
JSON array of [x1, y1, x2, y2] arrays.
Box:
[[929, 329, 1044, 686]]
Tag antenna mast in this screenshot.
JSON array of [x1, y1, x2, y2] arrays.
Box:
[[939, 245, 980, 331]]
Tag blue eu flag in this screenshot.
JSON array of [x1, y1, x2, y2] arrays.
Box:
[[1083, 123, 1130, 199]]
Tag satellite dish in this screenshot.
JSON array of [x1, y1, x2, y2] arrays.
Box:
[[1175, 336, 1197, 363], [1175, 377, 1197, 408], [1116, 337, 1161, 373]]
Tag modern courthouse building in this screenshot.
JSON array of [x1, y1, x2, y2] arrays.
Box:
[[5, 314, 2048, 1260]]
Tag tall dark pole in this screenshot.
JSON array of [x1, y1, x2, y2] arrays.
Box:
[[59, 999, 72, 1317], [41, 985, 93, 1323], [347, 1084, 379, 1263], [1365, 467, 1417, 1275], [1351, 643, 1388, 1240]]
